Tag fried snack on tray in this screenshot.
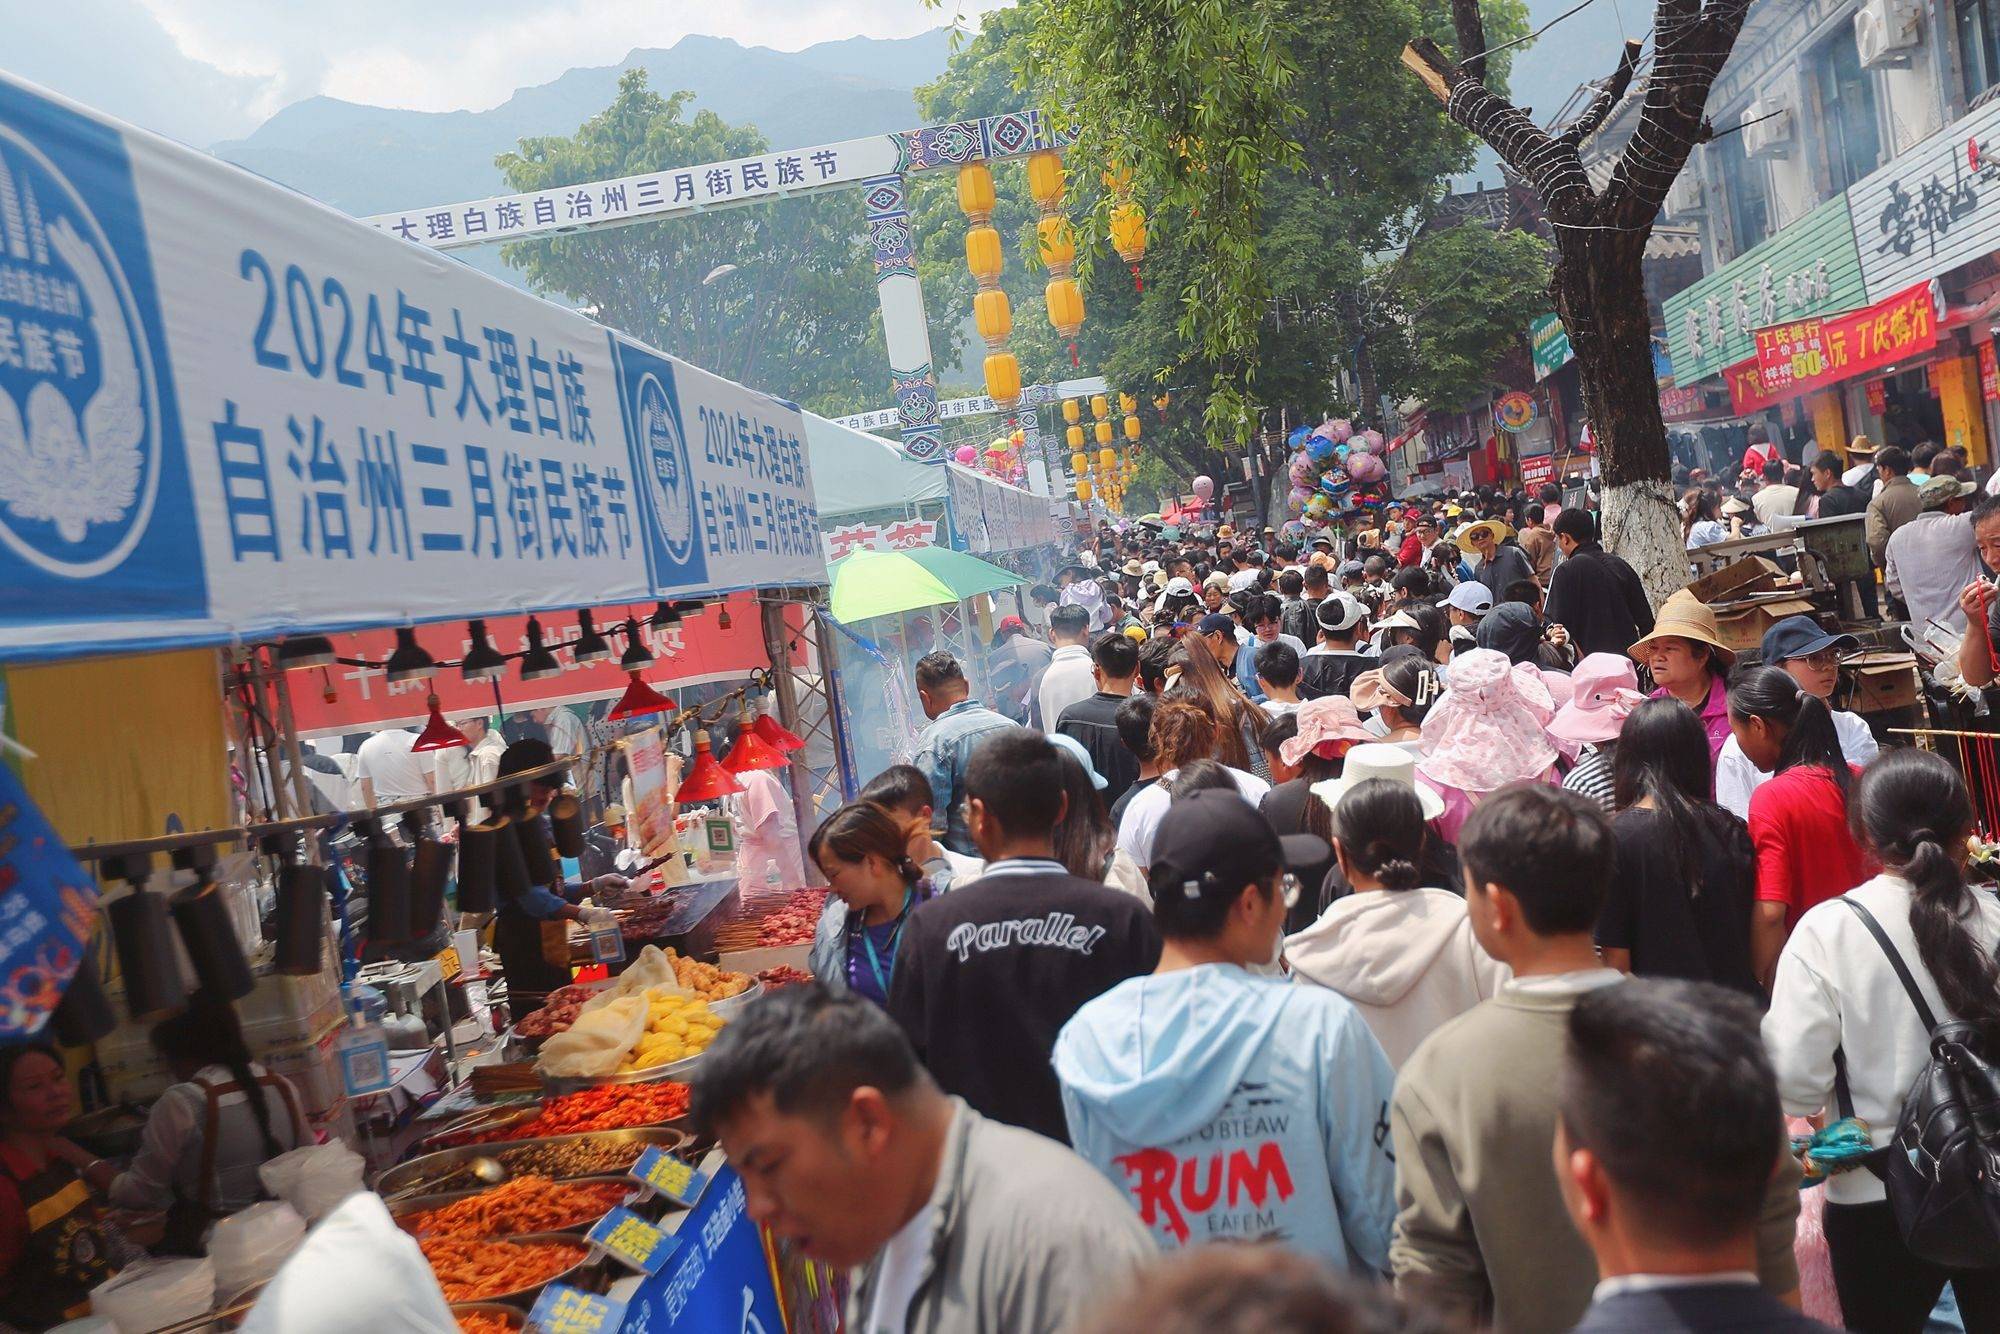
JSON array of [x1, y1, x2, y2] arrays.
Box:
[[420, 1236, 587, 1302], [456, 1313, 517, 1334], [664, 949, 751, 1001], [401, 1175, 630, 1239], [465, 1083, 692, 1143]]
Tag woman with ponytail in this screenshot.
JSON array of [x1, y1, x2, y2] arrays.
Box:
[[1284, 762, 1506, 1069], [806, 800, 937, 1005], [1764, 748, 2000, 1329], [1728, 664, 1873, 985]]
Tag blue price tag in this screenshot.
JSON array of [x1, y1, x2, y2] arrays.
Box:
[[525, 1283, 626, 1334], [630, 1145, 710, 1206], [585, 1205, 677, 1274]]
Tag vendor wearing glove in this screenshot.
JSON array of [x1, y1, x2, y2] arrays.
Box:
[[0, 1044, 123, 1329], [105, 990, 309, 1255], [494, 739, 630, 1009]]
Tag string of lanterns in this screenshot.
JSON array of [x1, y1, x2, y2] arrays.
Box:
[[1060, 391, 1143, 514], [1028, 150, 1086, 369], [1103, 164, 1149, 293], [958, 162, 1021, 421]]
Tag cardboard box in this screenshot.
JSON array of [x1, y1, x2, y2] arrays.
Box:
[[1848, 651, 1920, 714], [1689, 556, 1782, 605], [1713, 597, 1817, 654]]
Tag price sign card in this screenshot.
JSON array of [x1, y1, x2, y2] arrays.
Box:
[[630, 1145, 711, 1206], [526, 1283, 626, 1334], [588, 923, 626, 965], [586, 1205, 678, 1274]]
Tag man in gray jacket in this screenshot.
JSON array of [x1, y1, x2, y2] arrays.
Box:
[[692, 983, 1156, 1334]]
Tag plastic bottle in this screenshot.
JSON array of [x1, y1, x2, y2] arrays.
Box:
[[762, 859, 782, 896]]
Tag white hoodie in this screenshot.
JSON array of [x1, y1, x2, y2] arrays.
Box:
[[1283, 887, 1509, 1069]]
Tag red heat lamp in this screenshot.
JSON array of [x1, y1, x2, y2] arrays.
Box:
[[608, 673, 676, 722], [411, 693, 469, 752], [750, 697, 807, 752], [676, 729, 744, 802], [722, 707, 789, 773]]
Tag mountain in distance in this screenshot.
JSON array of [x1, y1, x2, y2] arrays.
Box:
[[212, 29, 954, 220]]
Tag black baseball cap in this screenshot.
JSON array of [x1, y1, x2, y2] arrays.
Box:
[[1760, 615, 1857, 664], [1196, 612, 1237, 637], [1150, 790, 1329, 900]]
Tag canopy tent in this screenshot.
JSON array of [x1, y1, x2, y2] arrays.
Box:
[[827, 546, 1025, 624], [803, 412, 1057, 556]]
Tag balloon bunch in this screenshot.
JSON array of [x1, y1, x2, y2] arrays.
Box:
[[1283, 417, 1391, 525], [953, 429, 1029, 489]]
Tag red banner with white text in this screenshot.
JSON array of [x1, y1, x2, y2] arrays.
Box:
[[1751, 281, 1938, 400]]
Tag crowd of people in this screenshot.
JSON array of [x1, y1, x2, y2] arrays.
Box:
[[691, 486, 2000, 1333]]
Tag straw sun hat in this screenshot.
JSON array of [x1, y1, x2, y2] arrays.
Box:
[[1627, 589, 1737, 667]]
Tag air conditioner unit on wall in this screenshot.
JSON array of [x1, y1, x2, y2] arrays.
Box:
[[1743, 97, 1793, 160], [1666, 169, 1706, 218], [1856, 0, 1922, 68]]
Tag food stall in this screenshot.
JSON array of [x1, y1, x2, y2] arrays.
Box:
[[0, 67, 842, 1330]]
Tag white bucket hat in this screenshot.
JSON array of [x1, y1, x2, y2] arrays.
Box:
[[1311, 742, 1447, 821]]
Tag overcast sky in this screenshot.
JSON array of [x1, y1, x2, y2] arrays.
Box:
[[8, 0, 1002, 144]]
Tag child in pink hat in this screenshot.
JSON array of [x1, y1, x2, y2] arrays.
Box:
[[1548, 653, 1645, 812], [1415, 648, 1560, 842]]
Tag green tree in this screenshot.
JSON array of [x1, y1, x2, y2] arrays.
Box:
[[494, 70, 884, 416], [1370, 224, 1552, 410]]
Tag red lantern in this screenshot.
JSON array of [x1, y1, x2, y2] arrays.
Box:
[[607, 673, 676, 722], [410, 694, 469, 752], [751, 699, 807, 752]]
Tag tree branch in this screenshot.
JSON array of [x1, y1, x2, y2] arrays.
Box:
[[1601, 0, 1756, 227], [1449, 0, 1490, 83], [1401, 39, 1596, 223], [1557, 39, 1643, 149]]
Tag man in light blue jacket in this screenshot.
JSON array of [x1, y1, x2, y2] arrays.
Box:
[[1054, 790, 1398, 1275]]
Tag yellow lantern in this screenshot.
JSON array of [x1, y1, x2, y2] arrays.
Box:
[[983, 351, 1020, 406], [1071, 452, 1088, 476], [1027, 151, 1066, 209], [1045, 276, 1084, 340], [965, 225, 1003, 285], [1102, 162, 1134, 194], [956, 163, 996, 223], [1091, 394, 1109, 420], [1098, 447, 1118, 471], [973, 289, 1012, 346], [1075, 476, 1093, 501], [1067, 424, 1085, 450], [1119, 392, 1137, 415], [1037, 216, 1077, 269], [1155, 392, 1171, 412], [1094, 419, 1113, 446], [1110, 202, 1148, 264], [1062, 398, 1081, 424], [1124, 414, 1142, 441]]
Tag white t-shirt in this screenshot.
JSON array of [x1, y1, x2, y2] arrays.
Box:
[[353, 728, 435, 804], [1227, 567, 1260, 592], [865, 1197, 938, 1334], [1713, 710, 1877, 817], [1115, 765, 1271, 867]]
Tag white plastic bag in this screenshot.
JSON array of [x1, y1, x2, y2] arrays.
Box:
[[536, 992, 646, 1076], [91, 1258, 214, 1333], [210, 1200, 308, 1300], [240, 1192, 457, 1334], [259, 1140, 366, 1221], [577, 944, 687, 1012]]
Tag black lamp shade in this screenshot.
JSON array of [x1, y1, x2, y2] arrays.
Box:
[[276, 635, 337, 670], [410, 829, 453, 938], [515, 816, 558, 889], [108, 890, 187, 1021], [172, 881, 256, 1002], [548, 793, 585, 858], [271, 862, 326, 976], [571, 610, 612, 664], [618, 617, 654, 670], [455, 820, 499, 914], [491, 817, 531, 902], [519, 617, 562, 682], [648, 601, 682, 629], [51, 940, 116, 1046], [460, 619, 508, 683], [384, 627, 437, 684], [365, 832, 413, 945]]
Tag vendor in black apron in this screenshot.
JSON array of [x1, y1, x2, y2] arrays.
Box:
[[104, 991, 308, 1255], [0, 1044, 122, 1329], [493, 739, 630, 1011]]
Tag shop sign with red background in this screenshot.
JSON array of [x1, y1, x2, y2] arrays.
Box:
[[1725, 358, 1781, 415], [286, 591, 783, 736], [1866, 378, 1889, 414], [1751, 281, 1938, 400], [1982, 341, 2000, 403], [1519, 454, 1556, 487]]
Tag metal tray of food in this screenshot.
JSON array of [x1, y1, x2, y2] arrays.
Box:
[[428, 1230, 594, 1307], [376, 1125, 689, 1201], [540, 1048, 706, 1094], [448, 1302, 526, 1330], [390, 1174, 637, 1236], [705, 978, 762, 1014]]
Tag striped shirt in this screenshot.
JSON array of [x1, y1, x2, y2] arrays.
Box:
[[1562, 745, 1616, 812]]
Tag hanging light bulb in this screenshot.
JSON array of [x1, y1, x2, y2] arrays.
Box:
[[570, 609, 612, 664], [716, 604, 733, 631], [722, 706, 789, 773], [750, 694, 807, 752], [619, 618, 655, 670], [411, 693, 470, 752], [648, 601, 683, 629], [384, 627, 437, 684], [276, 635, 337, 670], [459, 619, 508, 683], [675, 729, 744, 802], [518, 616, 562, 681]]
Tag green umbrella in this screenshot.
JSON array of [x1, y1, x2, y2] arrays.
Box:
[[828, 546, 1027, 624]]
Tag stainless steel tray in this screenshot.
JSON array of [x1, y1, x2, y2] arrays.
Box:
[[540, 1048, 705, 1094], [376, 1125, 688, 1200], [390, 1174, 636, 1237]]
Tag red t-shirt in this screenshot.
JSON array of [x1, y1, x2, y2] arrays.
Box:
[[1748, 765, 1872, 927]]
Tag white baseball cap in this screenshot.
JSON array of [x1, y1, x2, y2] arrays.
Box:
[[1315, 591, 1368, 633], [1446, 583, 1493, 615], [1163, 576, 1195, 597]]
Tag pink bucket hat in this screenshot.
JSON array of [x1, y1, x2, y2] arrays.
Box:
[[1279, 696, 1375, 767], [1547, 652, 1646, 746], [1417, 648, 1559, 793]]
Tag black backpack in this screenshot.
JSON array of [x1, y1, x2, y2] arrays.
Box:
[[1832, 897, 2000, 1269]]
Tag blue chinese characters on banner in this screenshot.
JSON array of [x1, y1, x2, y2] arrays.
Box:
[[0, 761, 98, 1037], [0, 78, 204, 635], [622, 1166, 784, 1333]]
